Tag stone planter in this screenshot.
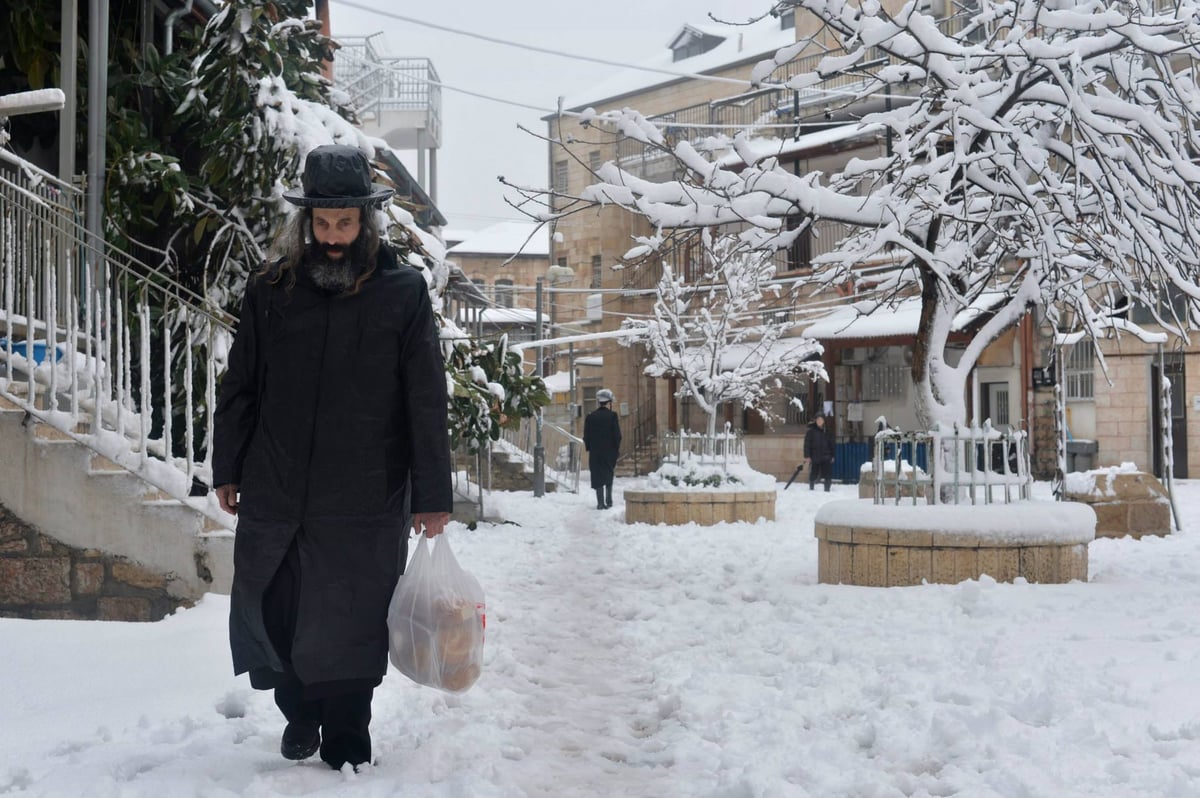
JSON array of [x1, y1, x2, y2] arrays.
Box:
[[814, 499, 1096, 586], [625, 489, 776, 526], [1063, 470, 1172, 539]]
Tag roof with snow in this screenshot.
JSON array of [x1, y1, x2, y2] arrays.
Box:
[[446, 221, 549, 257], [802, 293, 1006, 341], [563, 14, 795, 111]]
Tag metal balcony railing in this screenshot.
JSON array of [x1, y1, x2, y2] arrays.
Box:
[[333, 34, 442, 146], [615, 47, 887, 170]]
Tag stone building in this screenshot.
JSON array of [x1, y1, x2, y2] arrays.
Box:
[[545, 4, 1053, 480]]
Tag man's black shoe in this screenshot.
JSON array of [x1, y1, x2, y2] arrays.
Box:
[[281, 721, 321, 760]]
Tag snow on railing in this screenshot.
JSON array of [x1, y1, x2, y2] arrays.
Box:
[[873, 421, 1032, 506], [0, 146, 233, 515]]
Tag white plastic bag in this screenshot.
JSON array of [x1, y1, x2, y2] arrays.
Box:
[[387, 534, 485, 693]]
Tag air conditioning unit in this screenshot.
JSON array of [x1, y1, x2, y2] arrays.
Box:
[[586, 293, 603, 321]]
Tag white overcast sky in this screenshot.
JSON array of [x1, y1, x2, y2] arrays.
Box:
[[326, 0, 774, 232]]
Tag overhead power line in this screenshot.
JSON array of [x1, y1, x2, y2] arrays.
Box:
[[334, 1, 754, 89]]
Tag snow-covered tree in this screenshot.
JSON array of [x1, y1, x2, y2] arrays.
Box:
[[554, 0, 1200, 432], [622, 232, 825, 438]]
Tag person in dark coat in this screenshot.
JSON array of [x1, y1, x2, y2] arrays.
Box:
[[583, 388, 621, 509], [211, 145, 452, 771], [804, 412, 836, 492]]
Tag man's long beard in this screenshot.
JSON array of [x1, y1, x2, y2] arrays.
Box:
[[305, 236, 370, 294]]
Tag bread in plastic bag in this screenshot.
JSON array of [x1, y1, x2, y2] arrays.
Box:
[[387, 533, 485, 693]]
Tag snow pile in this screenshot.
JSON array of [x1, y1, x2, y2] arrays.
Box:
[[861, 457, 923, 475], [1063, 462, 1142, 497], [643, 454, 775, 491]]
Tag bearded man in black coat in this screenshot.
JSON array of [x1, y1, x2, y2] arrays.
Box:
[[212, 145, 452, 771]]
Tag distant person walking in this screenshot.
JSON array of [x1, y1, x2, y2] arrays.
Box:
[[583, 389, 622, 509], [804, 412, 835, 492]]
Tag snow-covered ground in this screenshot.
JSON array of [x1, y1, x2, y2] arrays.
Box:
[[3, 479, 1200, 797]]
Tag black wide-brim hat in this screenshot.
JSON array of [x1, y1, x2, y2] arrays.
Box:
[[282, 144, 395, 208]]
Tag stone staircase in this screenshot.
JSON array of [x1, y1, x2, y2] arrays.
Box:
[[0, 385, 235, 621]]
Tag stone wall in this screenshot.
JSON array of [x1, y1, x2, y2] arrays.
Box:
[[625, 490, 776, 526], [0, 503, 185, 621]]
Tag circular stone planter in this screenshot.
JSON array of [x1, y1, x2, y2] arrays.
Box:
[[814, 500, 1096, 586], [625, 489, 776, 526]]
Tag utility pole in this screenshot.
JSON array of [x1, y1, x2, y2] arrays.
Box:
[[533, 277, 545, 497]]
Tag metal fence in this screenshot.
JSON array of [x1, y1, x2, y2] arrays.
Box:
[[872, 422, 1032, 505], [0, 146, 232, 506], [660, 428, 745, 470]]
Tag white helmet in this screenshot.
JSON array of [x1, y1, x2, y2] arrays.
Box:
[[596, 388, 614, 404]]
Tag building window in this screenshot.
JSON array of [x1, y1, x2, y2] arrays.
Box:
[[553, 160, 569, 193], [495, 278, 514, 308], [588, 151, 602, 173], [1064, 340, 1094, 400], [591, 255, 602, 289], [784, 215, 812, 272], [862, 364, 907, 401]]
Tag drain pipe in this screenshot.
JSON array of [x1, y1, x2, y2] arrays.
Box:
[[164, 0, 193, 55]]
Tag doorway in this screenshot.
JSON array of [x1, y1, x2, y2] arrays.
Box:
[[980, 381, 1011, 428]]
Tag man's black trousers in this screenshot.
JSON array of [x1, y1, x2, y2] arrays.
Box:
[[809, 461, 833, 491], [257, 532, 377, 769]]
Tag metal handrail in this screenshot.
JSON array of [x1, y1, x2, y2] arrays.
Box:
[[0, 144, 233, 523], [498, 417, 582, 493]]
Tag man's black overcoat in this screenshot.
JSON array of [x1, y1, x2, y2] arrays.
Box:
[[804, 420, 836, 464], [212, 247, 452, 686], [583, 405, 622, 489]]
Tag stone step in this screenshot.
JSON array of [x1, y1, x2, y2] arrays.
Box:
[[87, 452, 126, 475], [32, 422, 76, 444]]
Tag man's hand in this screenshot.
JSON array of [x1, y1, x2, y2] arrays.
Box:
[[215, 484, 239, 516], [412, 512, 450, 539]]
